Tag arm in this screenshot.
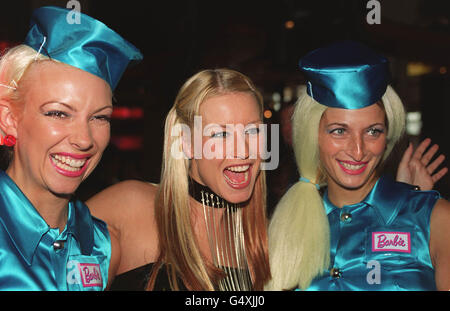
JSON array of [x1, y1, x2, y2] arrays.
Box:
[[396, 138, 448, 190], [86, 180, 159, 279], [430, 199, 450, 290]]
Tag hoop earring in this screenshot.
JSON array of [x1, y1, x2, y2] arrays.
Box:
[[4, 135, 16, 147]]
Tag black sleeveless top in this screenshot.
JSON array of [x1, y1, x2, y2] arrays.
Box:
[[109, 263, 186, 291], [109, 263, 250, 290]]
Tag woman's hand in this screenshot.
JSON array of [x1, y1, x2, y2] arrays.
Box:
[[396, 138, 448, 190]]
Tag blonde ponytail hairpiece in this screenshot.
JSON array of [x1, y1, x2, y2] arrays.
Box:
[[299, 177, 320, 190], [266, 90, 330, 291]]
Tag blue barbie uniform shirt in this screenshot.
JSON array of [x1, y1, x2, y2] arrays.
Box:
[[303, 175, 439, 291], [0, 170, 110, 290]]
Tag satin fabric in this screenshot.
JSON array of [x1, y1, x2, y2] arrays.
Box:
[[303, 175, 439, 291], [24, 6, 143, 90], [299, 41, 389, 109], [0, 171, 111, 290]]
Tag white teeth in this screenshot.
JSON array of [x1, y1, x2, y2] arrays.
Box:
[[52, 154, 87, 171], [226, 165, 250, 172], [340, 161, 365, 170]]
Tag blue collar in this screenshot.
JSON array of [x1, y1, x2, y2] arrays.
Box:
[[323, 175, 411, 225], [0, 171, 94, 265]]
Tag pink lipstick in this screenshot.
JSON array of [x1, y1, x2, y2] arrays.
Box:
[[223, 164, 252, 189], [49, 153, 91, 177], [337, 160, 368, 175]]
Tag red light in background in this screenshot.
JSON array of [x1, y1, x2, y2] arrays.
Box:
[[112, 107, 144, 119], [111, 135, 143, 150], [0, 41, 17, 52]]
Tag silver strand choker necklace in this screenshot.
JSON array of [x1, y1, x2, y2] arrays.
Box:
[[189, 178, 253, 290]]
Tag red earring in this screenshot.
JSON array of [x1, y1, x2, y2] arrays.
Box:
[[4, 135, 16, 147]]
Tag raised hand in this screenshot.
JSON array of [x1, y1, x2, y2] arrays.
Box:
[[396, 138, 448, 191]]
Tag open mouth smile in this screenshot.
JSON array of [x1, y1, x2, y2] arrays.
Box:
[[337, 160, 368, 175], [223, 164, 252, 189], [50, 153, 91, 177]]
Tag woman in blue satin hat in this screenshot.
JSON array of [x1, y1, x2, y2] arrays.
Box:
[[266, 41, 450, 291], [0, 6, 142, 290]]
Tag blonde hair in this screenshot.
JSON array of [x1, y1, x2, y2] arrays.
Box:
[[148, 68, 270, 290], [0, 45, 51, 163], [0, 45, 50, 102], [266, 85, 405, 290]]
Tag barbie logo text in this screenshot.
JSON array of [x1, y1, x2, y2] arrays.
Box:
[[170, 116, 279, 170], [79, 263, 102, 287], [372, 232, 411, 253], [66, 260, 103, 288]]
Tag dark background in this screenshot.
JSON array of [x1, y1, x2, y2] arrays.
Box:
[[1, 0, 448, 213]]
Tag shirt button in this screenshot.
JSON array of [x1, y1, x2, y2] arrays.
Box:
[[53, 240, 65, 250], [330, 268, 342, 279], [340, 212, 352, 223]]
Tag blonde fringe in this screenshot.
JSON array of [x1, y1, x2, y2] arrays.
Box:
[[0, 45, 50, 94]]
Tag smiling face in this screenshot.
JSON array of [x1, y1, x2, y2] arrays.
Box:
[[6, 61, 112, 197], [318, 103, 387, 194], [189, 92, 263, 204]]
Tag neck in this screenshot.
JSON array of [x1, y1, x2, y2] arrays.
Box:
[[6, 166, 70, 232], [188, 178, 227, 233], [326, 175, 379, 208]]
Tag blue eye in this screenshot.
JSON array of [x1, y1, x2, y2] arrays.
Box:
[[329, 128, 346, 135], [211, 131, 229, 138], [245, 126, 260, 135], [367, 127, 384, 136]]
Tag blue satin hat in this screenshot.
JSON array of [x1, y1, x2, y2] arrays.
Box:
[[24, 6, 143, 90], [299, 41, 390, 109]]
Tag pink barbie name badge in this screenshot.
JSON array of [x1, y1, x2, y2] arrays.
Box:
[[66, 258, 104, 290], [372, 231, 411, 253], [78, 263, 103, 287]]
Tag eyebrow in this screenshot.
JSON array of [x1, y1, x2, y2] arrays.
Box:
[[40, 101, 113, 113], [367, 122, 385, 127], [40, 101, 75, 111], [326, 122, 385, 128], [326, 122, 348, 128], [93, 105, 113, 114], [215, 119, 263, 127]]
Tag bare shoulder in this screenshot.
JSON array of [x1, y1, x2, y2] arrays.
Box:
[[430, 198, 450, 290], [431, 198, 450, 222], [87, 180, 161, 274], [430, 199, 450, 261], [87, 180, 159, 228], [87, 179, 158, 209]]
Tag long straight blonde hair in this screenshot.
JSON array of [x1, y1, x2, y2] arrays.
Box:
[[265, 85, 405, 290], [148, 68, 271, 290]]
